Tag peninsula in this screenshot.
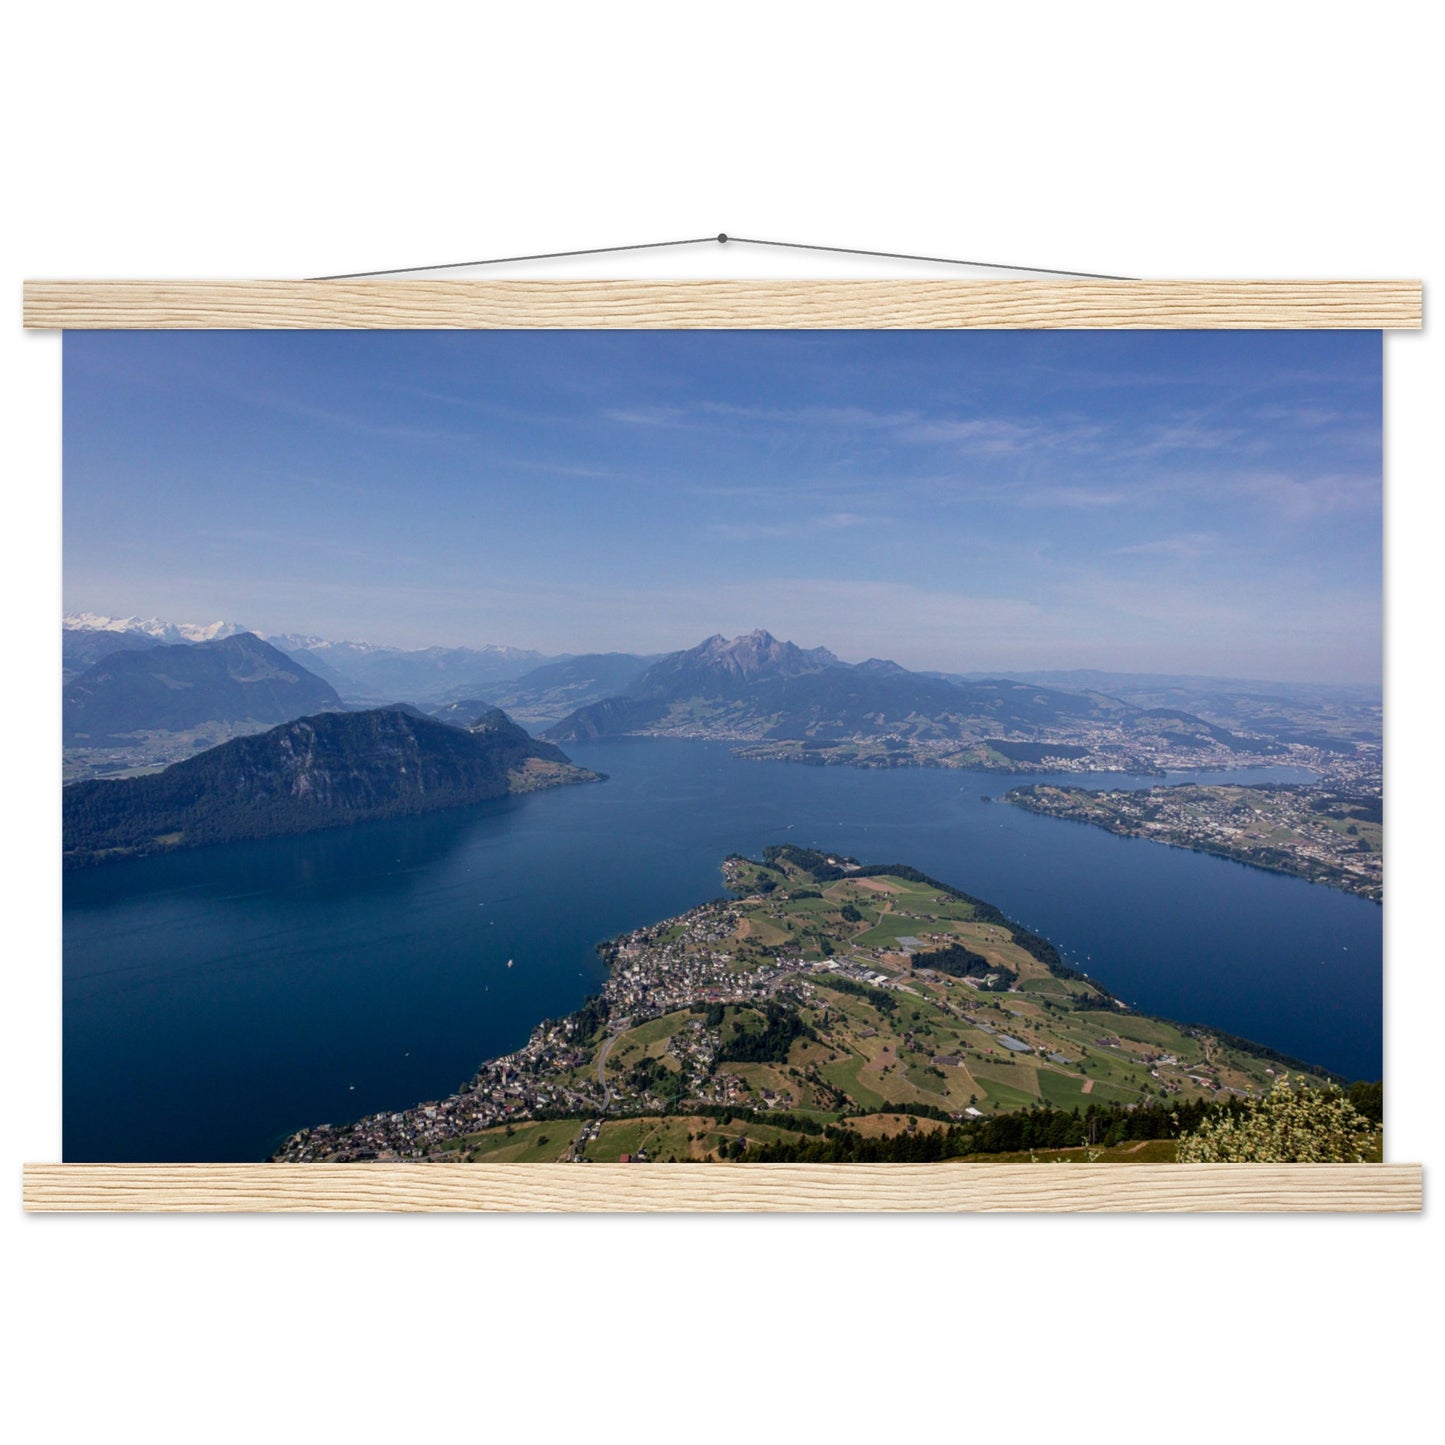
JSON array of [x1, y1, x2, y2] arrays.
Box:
[[274, 845, 1337, 1164]]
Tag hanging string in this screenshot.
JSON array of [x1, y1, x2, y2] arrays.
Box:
[[723, 236, 1133, 280], [312, 237, 719, 281], [311, 234, 1133, 282]]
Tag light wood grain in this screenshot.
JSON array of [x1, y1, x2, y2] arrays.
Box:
[[22, 279, 1422, 330], [22, 1162, 1422, 1213]]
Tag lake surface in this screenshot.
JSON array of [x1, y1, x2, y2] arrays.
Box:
[[63, 739, 1382, 1161]]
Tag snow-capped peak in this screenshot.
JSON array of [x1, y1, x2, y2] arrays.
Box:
[[64, 613, 247, 644], [263, 633, 386, 655]]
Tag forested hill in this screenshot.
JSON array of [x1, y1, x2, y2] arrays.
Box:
[[63, 706, 598, 867]]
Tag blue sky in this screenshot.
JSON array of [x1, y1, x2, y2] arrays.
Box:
[[63, 328, 1382, 682]]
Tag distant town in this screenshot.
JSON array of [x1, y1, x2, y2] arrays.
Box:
[[1007, 781, 1382, 902]]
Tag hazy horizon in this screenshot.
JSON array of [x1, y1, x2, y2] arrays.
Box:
[[57, 611, 1385, 693], [64, 329, 1382, 685]]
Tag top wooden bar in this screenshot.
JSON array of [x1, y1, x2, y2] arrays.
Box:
[[22, 279, 1422, 330]]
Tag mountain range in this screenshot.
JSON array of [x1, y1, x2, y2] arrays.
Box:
[[541, 628, 1268, 761], [62, 614, 1358, 764], [264, 635, 549, 704], [63, 706, 596, 867], [63, 615, 248, 681], [64, 613, 246, 644], [64, 633, 343, 745], [475, 651, 662, 725], [63, 615, 556, 703]]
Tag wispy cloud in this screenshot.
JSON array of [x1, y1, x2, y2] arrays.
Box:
[[603, 405, 688, 427], [900, 417, 1060, 454], [1115, 531, 1220, 561], [699, 401, 919, 430], [1249, 403, 1346, 428], [1010, 485, 1130, 510], [711, 511, 883, 542], [509, 459, 616, 480], [1226, 470, 1380, 520]]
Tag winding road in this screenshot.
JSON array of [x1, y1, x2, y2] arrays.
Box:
[[596, 1018, 631, 1111]]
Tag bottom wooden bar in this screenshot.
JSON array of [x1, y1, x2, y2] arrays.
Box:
[[22, 1162, 1421, 1213]]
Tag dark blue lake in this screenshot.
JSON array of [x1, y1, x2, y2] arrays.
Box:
[[63, 739, 1382, 1161]]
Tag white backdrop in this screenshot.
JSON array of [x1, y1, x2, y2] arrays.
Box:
[[4, 5, 1438, 1441]]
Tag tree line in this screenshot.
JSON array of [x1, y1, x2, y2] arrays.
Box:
[[912, 942, 1017, 991]]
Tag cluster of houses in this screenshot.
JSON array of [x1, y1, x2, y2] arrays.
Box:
[[274, 1010, 608, 1161], [275, 894, 841, 1160], [605, 900, 752, 1016]]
